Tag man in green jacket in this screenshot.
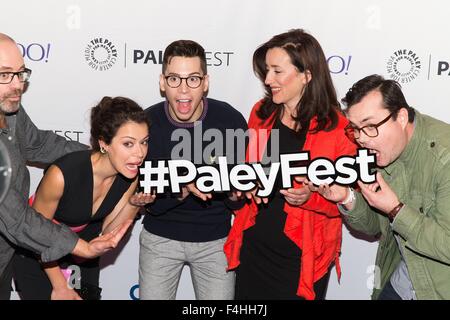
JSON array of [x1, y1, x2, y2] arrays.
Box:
[[316, 74, 450, 299]]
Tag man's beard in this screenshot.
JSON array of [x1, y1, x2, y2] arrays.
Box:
[[0, 90, 22, 114]]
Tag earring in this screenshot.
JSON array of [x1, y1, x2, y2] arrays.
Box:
[[100, 146, 107, 154]]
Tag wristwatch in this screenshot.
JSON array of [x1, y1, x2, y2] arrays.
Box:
[[388, 202, 404, 222]]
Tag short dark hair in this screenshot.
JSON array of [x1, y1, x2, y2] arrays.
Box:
[[162, 40, 207, 75], [342, 74, 415, 122], [90, 96, 148, 151], [253, 29, 340, 133]]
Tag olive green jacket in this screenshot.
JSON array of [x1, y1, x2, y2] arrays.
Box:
[[343, 111, 450, 300]]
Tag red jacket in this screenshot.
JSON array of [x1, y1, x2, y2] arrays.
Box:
[[224, 101, 357, 300]]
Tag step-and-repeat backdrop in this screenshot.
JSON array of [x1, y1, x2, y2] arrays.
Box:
[[3, 0, 450, 299]]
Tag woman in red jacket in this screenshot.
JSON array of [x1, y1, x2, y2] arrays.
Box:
[[224, 29, 356, 300]]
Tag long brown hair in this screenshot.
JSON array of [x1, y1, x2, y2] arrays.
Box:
[[254, 29, 340, 132]]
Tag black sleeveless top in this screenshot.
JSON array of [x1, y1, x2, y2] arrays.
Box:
[[51, 150, 133, 241], [12, 150, 135, 297]]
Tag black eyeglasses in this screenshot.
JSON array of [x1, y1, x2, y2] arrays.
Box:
[[345, 112, 395, 140], [0, 68, 32, 84], [164, 75, 204, 89]]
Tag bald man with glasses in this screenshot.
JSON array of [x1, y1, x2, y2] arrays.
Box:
[[0, 33, 131, 299]]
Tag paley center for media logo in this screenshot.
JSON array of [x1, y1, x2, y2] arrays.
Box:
[[84, 37, 118, 71], [386, 49, 421, 83], [385, 49, 450, 81]]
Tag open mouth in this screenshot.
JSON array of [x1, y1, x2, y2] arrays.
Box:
[[369, 149, 380, 158], [126, 161, 142, 172], [271, 87, 281, 95], [176, 99, 192, 114]]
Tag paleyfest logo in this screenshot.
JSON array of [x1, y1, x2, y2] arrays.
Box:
[[85, 37, 118, 71], [131, 48, 234, 67], [138, 124, 377, 197], [386, 49, 421, 83]]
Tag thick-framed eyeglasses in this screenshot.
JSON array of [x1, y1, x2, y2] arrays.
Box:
[[345, 112, 395, 140], [0, 68, 32, 84], [164, 75, 204, 89]]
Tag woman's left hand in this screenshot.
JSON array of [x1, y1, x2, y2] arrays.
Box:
[[129, 191, 156, 206], [280, 176, 311, 206]]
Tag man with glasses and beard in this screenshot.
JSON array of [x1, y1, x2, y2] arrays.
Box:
[[316, 74, 450, 300], [0, 33, 132, 299]]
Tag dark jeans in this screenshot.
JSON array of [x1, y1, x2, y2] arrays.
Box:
[[0, 258, 13, 300], [378, 279, 402, 300]]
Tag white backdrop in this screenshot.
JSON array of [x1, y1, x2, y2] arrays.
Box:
[[3, 0, 450, 300]]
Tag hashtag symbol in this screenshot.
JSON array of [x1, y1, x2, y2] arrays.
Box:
[[139, 160, 170, 194]]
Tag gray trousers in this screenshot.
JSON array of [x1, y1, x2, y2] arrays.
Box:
[[139, 229, 235, 300]]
